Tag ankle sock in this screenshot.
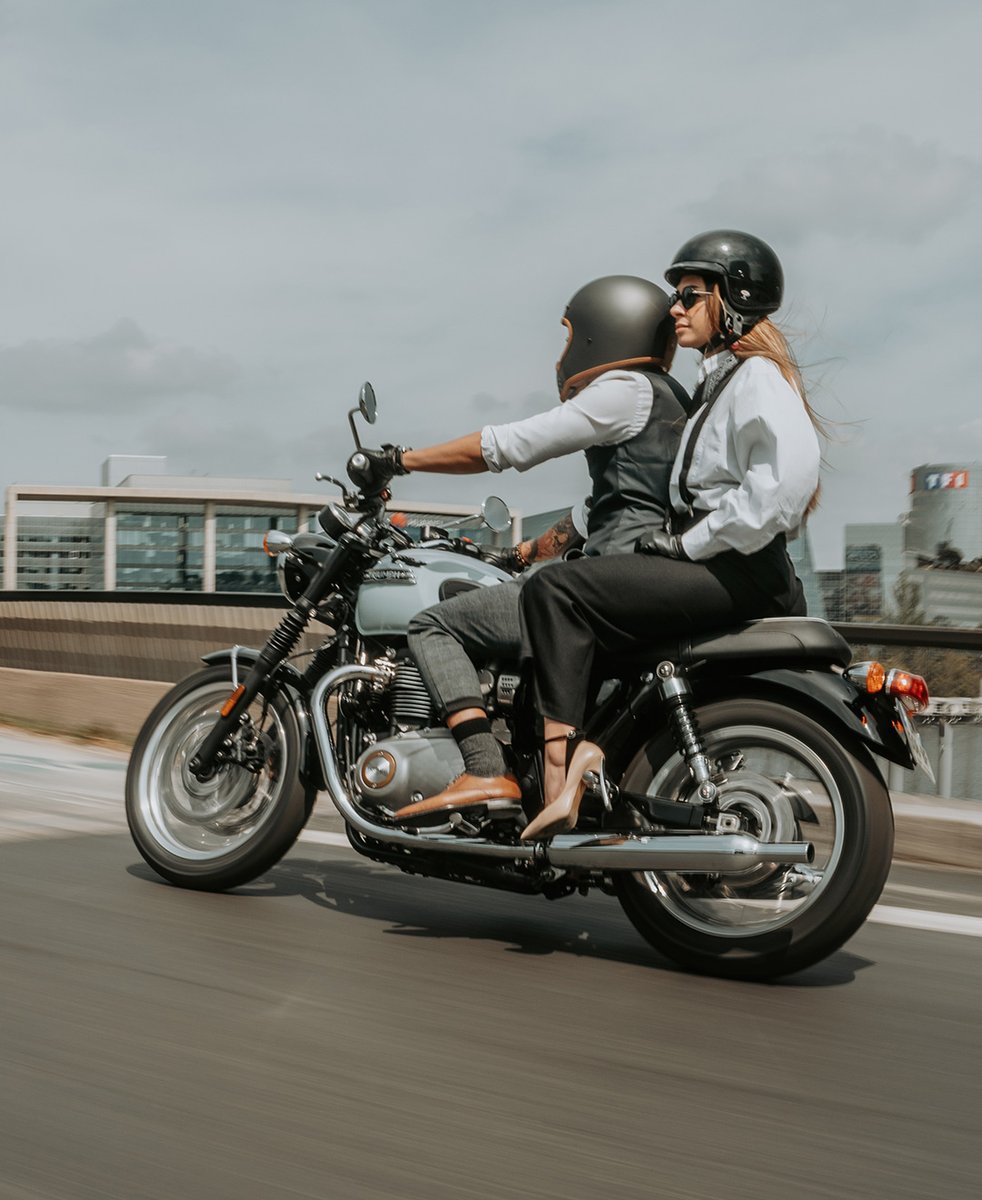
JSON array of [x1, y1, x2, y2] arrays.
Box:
[[451, 715, 506, 778]]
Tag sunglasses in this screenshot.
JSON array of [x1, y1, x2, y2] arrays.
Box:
[[669, 286, 713, 310]]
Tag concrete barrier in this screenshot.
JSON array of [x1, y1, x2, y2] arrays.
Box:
[[0, 666, 171, 744], [0, 596, 325, 683]]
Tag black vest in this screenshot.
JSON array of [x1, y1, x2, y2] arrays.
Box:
[[583, 370, 689, 557]]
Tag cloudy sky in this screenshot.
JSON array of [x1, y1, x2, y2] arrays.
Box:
[[2, 0, 981, 567]]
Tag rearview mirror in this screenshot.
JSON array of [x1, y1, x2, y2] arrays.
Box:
[[481, 496, 512, 533], [359, 382, 377, 424]]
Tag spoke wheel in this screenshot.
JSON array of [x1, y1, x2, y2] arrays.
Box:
[[614, 698, 893, 979], [126, 666, 315, 891]]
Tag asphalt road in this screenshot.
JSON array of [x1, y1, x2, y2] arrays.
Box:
[[1, 729, 981, 1200]]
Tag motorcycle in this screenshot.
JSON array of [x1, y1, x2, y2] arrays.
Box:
[[126, 383, 934, 980]]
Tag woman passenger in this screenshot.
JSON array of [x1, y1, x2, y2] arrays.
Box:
[[519, 230, 824, 841]]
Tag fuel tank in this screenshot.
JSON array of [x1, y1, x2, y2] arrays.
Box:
[[355, 548, 510, 636]]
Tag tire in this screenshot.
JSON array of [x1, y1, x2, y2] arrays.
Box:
[[126, 665, 316, 891], [613, 698, 894, 980]]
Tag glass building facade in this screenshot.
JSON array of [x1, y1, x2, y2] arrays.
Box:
[[115, 507, 205, 591], [0, 515, 101, 590], [214, 508, 284, 593], [3, 487, 508, 594]]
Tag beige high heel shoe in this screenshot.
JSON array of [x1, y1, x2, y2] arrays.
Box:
[[520, 741, 605, 842]]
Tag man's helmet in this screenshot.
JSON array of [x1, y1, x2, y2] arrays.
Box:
[[665, 230, 783, 339], [557, 275, 674, 400]]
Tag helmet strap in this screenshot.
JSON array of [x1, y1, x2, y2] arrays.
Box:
[[718, 298, 757, 347]]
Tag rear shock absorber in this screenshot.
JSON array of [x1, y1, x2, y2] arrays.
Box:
[[654, 661, 718, 803]]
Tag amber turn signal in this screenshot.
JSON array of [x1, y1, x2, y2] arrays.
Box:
[[220, 685, 246, 717], [844, 660, 885, 693]]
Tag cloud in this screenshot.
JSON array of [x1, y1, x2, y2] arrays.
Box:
[[0, 320, 241, 412], [690, 130, 982, 247]]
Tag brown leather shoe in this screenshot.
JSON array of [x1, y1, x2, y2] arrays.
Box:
[[393, 772, 522, 821]]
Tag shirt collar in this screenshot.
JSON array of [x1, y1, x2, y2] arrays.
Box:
[[698, 349, 725, 383]]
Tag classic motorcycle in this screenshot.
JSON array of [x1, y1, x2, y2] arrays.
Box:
[[126, 383, 933, 980]]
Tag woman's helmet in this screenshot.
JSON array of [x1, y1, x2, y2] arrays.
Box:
[[665, 230, 783, 340], [557, 275, 674, 400]]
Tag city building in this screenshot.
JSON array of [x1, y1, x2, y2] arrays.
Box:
[[907, 463, 982, 564], [2, 458, 518, 593]]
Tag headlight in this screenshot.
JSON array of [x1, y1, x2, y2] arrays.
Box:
[[275, 553, 305, 603]]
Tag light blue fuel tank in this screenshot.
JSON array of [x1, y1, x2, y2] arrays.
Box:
[[354, 547, 511, 637]]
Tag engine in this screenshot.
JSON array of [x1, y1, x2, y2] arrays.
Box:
[[352, 656, 521, 817]]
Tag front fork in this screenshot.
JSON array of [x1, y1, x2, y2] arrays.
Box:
[[188, 601, 317, 780], [187, 535, 363, 781]]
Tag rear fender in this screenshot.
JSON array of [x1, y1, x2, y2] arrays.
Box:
[[725, 667, 917, 770], [593, 666, 916, 775]]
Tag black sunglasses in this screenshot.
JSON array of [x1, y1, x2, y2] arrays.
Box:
[[669, 286, 713, 310]]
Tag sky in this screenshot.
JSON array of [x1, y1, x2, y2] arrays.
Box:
[[2, 0, 981, 568]]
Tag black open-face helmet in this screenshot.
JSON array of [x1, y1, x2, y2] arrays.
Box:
[[556, 275, 675, 400], [665, 230, 784, 340]]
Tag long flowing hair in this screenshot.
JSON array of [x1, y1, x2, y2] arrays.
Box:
[[706, 284, 825, 514]]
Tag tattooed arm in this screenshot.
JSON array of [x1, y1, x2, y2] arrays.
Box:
[[514, 509, 585, 568]]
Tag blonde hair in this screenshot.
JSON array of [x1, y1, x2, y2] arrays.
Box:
[[706, 284, 825, 514]]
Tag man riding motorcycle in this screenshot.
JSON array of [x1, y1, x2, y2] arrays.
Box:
[[348, 274, 689, 820]]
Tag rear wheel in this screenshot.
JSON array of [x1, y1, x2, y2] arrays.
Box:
[[613, 698, 894, 980], [126, 666, 315, 891]]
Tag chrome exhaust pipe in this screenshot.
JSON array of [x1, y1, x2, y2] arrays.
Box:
[[543, 832, 814, 873], [311, 665, 814, 872]]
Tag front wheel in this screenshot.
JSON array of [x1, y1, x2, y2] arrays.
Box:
[[613, 698, 894, 980], [126, 666, 316, 891]]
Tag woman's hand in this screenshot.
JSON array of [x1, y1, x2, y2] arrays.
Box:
[[635, 528, 688, 559]]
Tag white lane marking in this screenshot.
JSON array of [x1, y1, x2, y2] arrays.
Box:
[[884, 881, 982, 905], [891, 799, 982, 826], [868, 905, 982, 938], [300, 830, 349, 848]]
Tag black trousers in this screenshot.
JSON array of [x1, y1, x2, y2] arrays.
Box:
[[519, 539, 803, 728]]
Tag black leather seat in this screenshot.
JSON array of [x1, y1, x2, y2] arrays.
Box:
[[623, 617, 852, 673]]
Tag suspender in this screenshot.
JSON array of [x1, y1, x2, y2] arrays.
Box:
[[677, 356, 741, 510]]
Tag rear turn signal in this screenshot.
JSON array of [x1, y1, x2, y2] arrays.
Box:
[[886, 669, 930, 713], [844, 660, 886, 693]]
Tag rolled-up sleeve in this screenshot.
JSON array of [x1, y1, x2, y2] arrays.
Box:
[[481, 371, 652, 473]]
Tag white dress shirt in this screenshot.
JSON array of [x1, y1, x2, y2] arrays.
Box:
[[480, 370, 655, 474], [671, 352, 820, 562]]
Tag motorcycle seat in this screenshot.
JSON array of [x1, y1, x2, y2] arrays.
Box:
[[625, 617, 852, 673]]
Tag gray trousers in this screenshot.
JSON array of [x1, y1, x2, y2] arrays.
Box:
[[407, 578, 526, 719]]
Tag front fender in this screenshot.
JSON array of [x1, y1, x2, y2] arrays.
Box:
[[200, 647, 305, 692]]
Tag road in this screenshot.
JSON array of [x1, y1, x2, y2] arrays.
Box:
[[1, 728, 980, 1200]]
